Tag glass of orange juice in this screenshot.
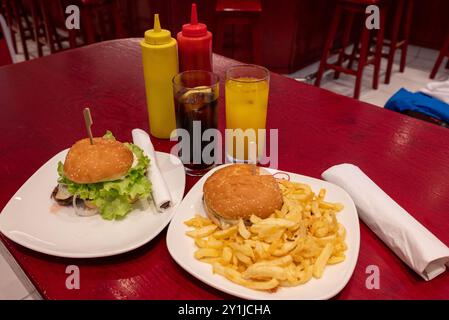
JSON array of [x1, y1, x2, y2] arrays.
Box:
[[225, 65, 270, 163]]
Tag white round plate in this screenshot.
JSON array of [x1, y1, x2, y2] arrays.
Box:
[[0, 150, 185, 258], [167, 165, 360, 300]]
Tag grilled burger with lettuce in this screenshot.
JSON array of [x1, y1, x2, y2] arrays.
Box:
[[52, 131, 151, 220]]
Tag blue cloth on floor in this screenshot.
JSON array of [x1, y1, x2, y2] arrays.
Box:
[[385, 88, 449, 123]]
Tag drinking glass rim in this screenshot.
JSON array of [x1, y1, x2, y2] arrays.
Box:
[[172, 70, 220, 89], [226, 64, 270, 83]]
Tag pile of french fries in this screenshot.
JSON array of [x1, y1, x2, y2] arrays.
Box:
[[185, 179, 347, 292]]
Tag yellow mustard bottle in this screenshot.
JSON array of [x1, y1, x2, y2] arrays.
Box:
[[141, 14, 178, 139]]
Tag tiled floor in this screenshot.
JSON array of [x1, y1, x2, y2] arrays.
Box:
[[0, 241, 41, 300], [288, 45, 449, 107], [11, 30, 77, 63]]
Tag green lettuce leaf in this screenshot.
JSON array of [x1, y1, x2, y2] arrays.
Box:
[[57, 132, 151, 220], [103, 130, 116, 141]]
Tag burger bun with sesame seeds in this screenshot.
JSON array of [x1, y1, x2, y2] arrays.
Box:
[[203, 164, 283, 229], [63, 137, 134, 184]]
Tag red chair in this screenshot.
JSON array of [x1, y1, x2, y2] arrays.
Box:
[[215, 0, 262, 64], [430, 32, 449, 79], [350, 0, 414, 84], [315, 0, 387, 99], [76, 0, 125, 45], [31, 0, 77, 56], [2, 0, 34, 60]]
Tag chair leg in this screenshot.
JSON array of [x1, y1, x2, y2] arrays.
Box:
[[98, 7, 108, 41], [39, 0, 56, 53], [49, 0, 64, 50], [68, 29, 77, 48], [126, 0, 138, 35], [3, 0, 18, 53], [385, 0, 404, 84], [62, 0, 77, 48], [430, 36, 449, 79], [54, 26, 63, 50], [30, 0, 43, 57], [81, 6, 96, 44], [430, 53, 446, 79], [21, 0, 32, 32], [400, 0, 413, 73], [334, 12, 354, 79], [373, 5, 386, 90], [315, 5, 341, 87], [348, 41, 358, 71], [11, 0, 29, 60], [111, 0, 126, 38], [354, 26, 370, 99]]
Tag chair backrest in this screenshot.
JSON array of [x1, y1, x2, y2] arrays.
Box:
[[0, 14, 16, 65]]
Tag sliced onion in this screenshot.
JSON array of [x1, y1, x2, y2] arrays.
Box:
[[55, 184, 72, 200], [51, 185, 72, 206], [73, 194, 98, 217]]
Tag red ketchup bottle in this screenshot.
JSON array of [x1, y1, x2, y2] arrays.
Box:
[[177, 3, 212, 72]]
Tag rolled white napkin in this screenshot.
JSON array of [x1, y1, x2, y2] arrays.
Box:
[[322, 163, 449, 281], [132, 129, 172, 212]]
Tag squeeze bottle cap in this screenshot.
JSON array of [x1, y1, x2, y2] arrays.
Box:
[[182, 3, 207, 37], [144, 14, 172, 45]]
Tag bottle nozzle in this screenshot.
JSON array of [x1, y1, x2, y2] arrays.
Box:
[[144, 13, 171, 44], [154, 14, 161, 32], [181, 3, 207, 37], [190, 3, 198, 25]]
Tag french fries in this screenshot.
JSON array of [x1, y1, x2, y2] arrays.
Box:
[[185, 180, 347, 292], [185, 224, 217, 238]]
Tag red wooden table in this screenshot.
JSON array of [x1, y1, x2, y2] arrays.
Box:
[[1, 39, 449, 300]]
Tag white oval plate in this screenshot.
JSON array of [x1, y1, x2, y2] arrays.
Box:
[[0, 149, 185, 258], [167, 165, 360, 300]]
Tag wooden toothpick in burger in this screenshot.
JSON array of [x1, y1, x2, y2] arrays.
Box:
[[83, 107, 94, 145]]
